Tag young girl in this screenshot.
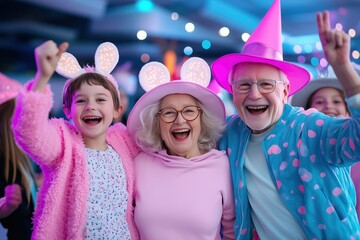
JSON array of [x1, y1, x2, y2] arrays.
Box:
[[0, 73, 38, 240], [290, 77, 350, 118], [12, 40, 139, 239]]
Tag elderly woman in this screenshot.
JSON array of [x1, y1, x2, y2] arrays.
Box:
[[127, 57, 235, 240]]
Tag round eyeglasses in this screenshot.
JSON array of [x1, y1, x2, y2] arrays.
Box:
[[157, 105, 202, 123], [232, 79, 286, 94]]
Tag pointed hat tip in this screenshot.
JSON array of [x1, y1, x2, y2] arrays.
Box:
[[244, 0, 282, 55]]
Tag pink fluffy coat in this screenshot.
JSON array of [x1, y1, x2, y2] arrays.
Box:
[[12, 82, 140, 240]]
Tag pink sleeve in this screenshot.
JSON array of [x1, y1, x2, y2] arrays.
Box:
[[11, 81, 64, 166]]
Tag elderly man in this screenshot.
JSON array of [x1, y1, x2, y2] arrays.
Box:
[[212, 0, 360, 239]]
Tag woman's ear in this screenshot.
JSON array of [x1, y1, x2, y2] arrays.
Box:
[[62, 104, 71, 120]]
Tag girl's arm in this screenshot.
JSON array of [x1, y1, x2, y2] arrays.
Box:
[[12, 41, 70, 167]]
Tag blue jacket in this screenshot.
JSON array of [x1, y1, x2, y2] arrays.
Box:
[[219, 104, 360, 239]]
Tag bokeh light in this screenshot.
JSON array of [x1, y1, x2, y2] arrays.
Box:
[[293, 45, 302, 54], [319, 58, 328, 68], [135, 0, 154, 12], [171, 12, 179, 21], [185, 22, 195, 32], [137, 30, 147, 40], [310, 57, 319, 66], [297, 55, 306, 64], [140, 53, 150, 63], [184, 46, 193, 55], [303, 44, 313, 54], [335, 23, 343, 31], [219, 27, 230, 37], [352, 50, 360, 59], [202, 40, 211, 50], [349, 29, 356, 38], [315, 42, 323, 51], [241, 33, 250, 43]]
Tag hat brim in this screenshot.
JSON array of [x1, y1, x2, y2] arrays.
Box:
[[127, 81, 226, 137], [211, 53, 311, 96], [290, 78, 343, 108], [0, 72, 22, 105]]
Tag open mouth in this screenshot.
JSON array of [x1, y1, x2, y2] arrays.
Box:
[[246, 105, 268, 114], [172, 129, 190, 140], [323, 112, 337, 117], [83, 116, 102, 124]]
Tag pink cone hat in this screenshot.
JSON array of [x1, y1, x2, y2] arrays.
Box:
[[0, 72, 22, 105], [211, 0, 310, 96]]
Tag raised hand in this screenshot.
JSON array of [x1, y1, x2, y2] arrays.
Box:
[[317, 11, 360, 97], [0, 184, 22, 218], [317, 11, 351, 67], [32, 40, 69, 92]]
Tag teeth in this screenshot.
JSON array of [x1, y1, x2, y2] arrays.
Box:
[[173, 129, 189, 133], [83, 117, 100, 120], [247, 106, 266, 110]]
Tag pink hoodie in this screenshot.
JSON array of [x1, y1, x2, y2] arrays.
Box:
[[134, 149, 235, 240], [12, 83, 140, 240]]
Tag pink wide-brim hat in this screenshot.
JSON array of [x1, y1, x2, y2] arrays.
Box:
[[212, 0, 310, 96], [0, 72, 22, 105], [127, 81, 225, 137], [212, 52, 310, 96]]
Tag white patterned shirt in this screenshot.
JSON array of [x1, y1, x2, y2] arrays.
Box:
[[84, 145, 130, 240]]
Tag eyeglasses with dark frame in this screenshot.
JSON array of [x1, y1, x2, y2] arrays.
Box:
[[157, 105, 202, 123], [232, 79, 286, 94]]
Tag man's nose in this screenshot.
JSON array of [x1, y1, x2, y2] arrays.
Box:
[[248, 83, 262, 99]]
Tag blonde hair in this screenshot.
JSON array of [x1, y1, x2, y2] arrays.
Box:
[[0, 98, 35, 203]]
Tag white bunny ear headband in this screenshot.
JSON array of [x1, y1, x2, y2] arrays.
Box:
[[138, 57, 211, 91], [56, 42, 120, 91]]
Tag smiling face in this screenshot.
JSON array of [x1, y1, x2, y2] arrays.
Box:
[[159, 94, 202, 158], [309, 87, 350, 117], [63, 82, 121, 150], [232, 62, 289, 134]]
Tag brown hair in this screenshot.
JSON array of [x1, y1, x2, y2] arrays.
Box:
[[0, 98, 35, 203], [62, 72, 120, 110]]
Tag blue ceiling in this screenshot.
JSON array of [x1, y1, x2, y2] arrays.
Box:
[[0, 0, 359, 75]]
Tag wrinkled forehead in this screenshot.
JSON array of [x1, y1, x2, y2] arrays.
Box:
[[160, 93, 198, 108], [231, 62, 285, 81]]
